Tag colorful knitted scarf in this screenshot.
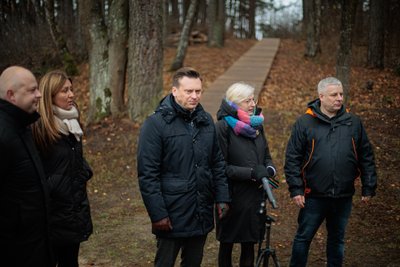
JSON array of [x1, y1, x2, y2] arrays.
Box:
[[223, 99, 264, 139]]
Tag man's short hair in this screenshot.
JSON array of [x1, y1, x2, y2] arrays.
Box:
[[318, 77, 342, 94], [172, 67, 202, 88]]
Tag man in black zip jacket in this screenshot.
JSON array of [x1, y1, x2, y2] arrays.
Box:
[[284, 77, 377, 267], [0, 66, 52, 266], [137, 67, 230, 267]]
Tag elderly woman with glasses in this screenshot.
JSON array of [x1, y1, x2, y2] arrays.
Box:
[[215, 82, 277, 267]]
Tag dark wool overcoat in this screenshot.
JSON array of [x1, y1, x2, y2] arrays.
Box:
[[0, 99, 51, 266], [137, 94, 230, 238], [215, 100, 275, 243], [40, 134, 93, 245]]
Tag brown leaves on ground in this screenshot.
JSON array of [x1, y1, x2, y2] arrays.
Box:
[[79, 38, 400, 266]]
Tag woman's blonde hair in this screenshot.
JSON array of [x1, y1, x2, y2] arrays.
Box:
[[32, 70, 71, 150], [225, 82, 255, 104]]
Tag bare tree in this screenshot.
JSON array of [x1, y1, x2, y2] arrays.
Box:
[[170, 0, 198, 71], [108, 0, 128, 116], [43, 0, 78, 75], [336, 0, 358, 105], [248, 0, 256, 39], [80, 0, 110, 123], [127, 0, 164, 122], [367, 0, 384, 68], [304, 0, 321, 57], [208, 0, 225, 47]]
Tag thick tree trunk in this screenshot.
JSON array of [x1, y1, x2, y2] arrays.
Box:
[[336, 0, 358, 105], [108, 0, 128, 116], [304, 0, 321, 57], [208, 0, 225, 47], [367, 0, 384, 68], [80, 0, 111, 124], [170, 0, 198, 71], [127, 0, 164, 122]]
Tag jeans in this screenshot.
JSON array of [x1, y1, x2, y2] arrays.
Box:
[[154, 235, 207, 267], [289, 197, 352, 267]]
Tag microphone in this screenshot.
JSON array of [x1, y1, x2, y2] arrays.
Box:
[[261, 177, 278, 209]]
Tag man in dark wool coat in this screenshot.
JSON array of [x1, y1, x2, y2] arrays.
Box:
[[138, 67, 231, 267], [0, 66, 52, 267]]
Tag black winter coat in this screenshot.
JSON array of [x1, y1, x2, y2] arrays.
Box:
[[137, 95, 230, 238], [285, 99, 377, 198], [215, 99, 275, 243], [0, 99, 51, 266], [39, 134, 93, 245]]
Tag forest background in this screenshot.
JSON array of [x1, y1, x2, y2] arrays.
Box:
[[1, 0, 399, 266]]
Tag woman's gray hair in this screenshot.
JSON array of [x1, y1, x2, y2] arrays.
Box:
[[317, 77, 342, 94], [225, 82, 255, 104]]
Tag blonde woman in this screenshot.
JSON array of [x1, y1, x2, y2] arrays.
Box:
[[215, 82, 278, 267], [32, 70, 92, 267]]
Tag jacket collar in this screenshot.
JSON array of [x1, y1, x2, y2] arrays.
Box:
[[305, 98, 350, 123], [156, 94, 210, 126], [0, 99, 40, 128]]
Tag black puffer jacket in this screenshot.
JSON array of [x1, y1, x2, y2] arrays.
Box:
[[137, 94, 230, 238], [0, 99, 51, 266], [40, 134, 93, 245], [215, 99, 275, 243], [285, 99, 377, 198]]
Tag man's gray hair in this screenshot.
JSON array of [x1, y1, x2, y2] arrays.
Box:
[[317, 77, 342, 94]]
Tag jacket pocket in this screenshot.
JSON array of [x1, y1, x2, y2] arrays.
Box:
[[160, 177, 188, 194]]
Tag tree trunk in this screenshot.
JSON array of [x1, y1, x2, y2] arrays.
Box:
[[80, 0, 111, 124], [43, 0, 78, 75], [353, 0, 366, 45], [336, 0, 358, 105], [127, 0, 164, 122], [170, 0, 198, 71], [248, 0, 256, 39], [169, 0, 180, 32], [304, 0, 321, 57], [208, 0, 225, 47], [197, 0, 207, 30], [108, 0, 128, 116], [367, 0, 384, 68], [385, 0, 400, 68]]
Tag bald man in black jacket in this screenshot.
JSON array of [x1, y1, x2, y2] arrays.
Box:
[[0, 66, 52, 267]]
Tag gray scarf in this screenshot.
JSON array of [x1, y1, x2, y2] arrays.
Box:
[[53, 105, 83, 141]]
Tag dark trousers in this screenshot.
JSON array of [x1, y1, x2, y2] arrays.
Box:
[[154, 235, 207, 267], [1, 236, 51, 267], [218, 242, 255, 267], [53, 242, 80, 267], [290, 197, 352, 267]]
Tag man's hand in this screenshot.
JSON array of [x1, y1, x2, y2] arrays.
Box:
[[217, 203, 229, 219], [152, 217, 173, 231], [292, 195, 305, 208], [361, 196, 371, 203]]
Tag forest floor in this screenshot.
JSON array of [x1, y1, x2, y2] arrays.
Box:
[[76, 38, 400, 267]]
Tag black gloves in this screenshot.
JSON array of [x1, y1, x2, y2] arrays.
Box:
[[252, 165, 279, 189], [253, 165, 269, 181]]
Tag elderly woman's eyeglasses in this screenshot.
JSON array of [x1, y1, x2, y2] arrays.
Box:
[[242, 97, 257, 105]]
